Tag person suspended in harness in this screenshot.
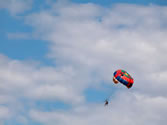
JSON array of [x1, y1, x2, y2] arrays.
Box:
[[104, 99, 109, 106]]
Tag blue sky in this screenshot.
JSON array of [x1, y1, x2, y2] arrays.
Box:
[[1, 0, 167, 125]]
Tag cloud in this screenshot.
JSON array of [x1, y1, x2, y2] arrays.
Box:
[[0, 0, 32, 15], [7, 32, 31, 40], [0, 106, 10, 120], [29, 91, 167, 125], [25, 3, 167, 96], [1, 1, 167, 125], [0, 54, 87, 104], [0, 54, 90, 123]]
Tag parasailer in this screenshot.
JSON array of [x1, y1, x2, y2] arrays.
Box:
[[113, 69, 134, 89], [104, 69, 134, 106], [104, 99, 109, 106]]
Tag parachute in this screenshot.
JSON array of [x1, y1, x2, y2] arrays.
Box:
[[113, 69, 134, 88], [104, 69, 134, 106]]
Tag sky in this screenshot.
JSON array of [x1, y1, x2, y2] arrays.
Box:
[[0, 0, 167, 125]]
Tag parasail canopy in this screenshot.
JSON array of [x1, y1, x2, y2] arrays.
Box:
[[113, 69, 134, 88]]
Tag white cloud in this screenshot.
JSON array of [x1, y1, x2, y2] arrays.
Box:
[[0, 54, 90, 123], [24, 3, 167, 124], [0, 54, 86, 104], [1, 1, 167, 125], [0, 106, 10, 120], [7, 32, 31, 40], [0, 0, 32, 15], [0, 53, 99, 125], [25, 3, 167, 96], [29, 91, 167, 125]]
